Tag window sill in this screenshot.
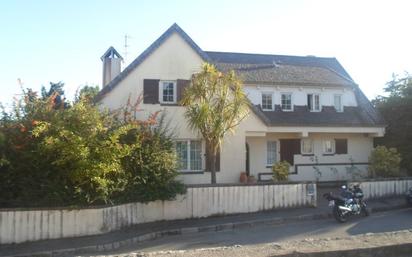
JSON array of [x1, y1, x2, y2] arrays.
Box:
[[301, 154, 314, 156], [262, 109, 273, 111], [160, 103, 179, 106], [322, 153, 335, 156], [266, 165, 274, 168], [179, 171, 204, 175]]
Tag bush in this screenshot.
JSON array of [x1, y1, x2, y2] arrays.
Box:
[[369, 146, 401, 178], [0, 85, 185, 207], [272, 161, 290, 181]]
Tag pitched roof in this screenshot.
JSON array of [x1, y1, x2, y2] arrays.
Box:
[[250, 103, 385, 127], [213, 62, 354, 87], [205, 51, 354, 82], [95, 23, 209, 101], [96, 23, 385, 127]]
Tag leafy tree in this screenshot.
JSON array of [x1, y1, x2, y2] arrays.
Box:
[[75, 85, 100, 103], [373, 73, 412, 174], [369, 146, 401, 178], [41, 82, 69, 108], [0, 84, 184, 207], [182, 63, 249, 184]]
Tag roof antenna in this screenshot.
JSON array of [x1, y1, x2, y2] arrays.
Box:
[[123, 34, 132, 64]]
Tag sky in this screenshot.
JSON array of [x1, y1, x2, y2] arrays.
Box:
[[1, 0, 411, 107]]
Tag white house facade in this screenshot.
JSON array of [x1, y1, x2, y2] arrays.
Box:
[[96, 24, 386, 184]]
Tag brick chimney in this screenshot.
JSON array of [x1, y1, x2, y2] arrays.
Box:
[[101, 46, 123, 87]]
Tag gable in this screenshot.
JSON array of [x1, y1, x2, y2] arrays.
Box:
[[96, 23, 208, 102]]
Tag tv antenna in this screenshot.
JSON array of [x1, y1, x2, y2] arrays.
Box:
[[123, 34, 132, 64]]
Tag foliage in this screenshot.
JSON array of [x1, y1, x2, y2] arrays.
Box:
[[272, 161, 290, 181], [181, 63, 249, 183], [75, 85, 100, 103], [0, 84, 185, 207], [368, 146, 401, 178], [373, 73, 412, 175]]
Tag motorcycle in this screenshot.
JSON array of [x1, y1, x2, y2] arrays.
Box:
[[323, 184, 369, 223]]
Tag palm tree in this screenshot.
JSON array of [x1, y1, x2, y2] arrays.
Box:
[[181, 63, 249, 184]]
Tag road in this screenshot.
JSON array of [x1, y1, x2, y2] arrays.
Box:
[[110, 208, 412, 254]]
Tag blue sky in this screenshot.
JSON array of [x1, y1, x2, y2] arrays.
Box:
[[1, 0, 411, 106]]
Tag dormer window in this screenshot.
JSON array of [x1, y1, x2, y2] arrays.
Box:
[[159, 81, 177, 104], [307, 94, 320, 112], [281, 93, 292, 111], [334, 94, 343, 112], [261, 92, 273, 110]]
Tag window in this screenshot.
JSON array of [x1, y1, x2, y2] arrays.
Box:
[[301, 139, 313, 154], [335, 139, 348, 154], [334, 94, 343, 112], [176, 140, 202, 171], [159, 81, 176, 103], [307, 94, 321, 111], [323, 139, 335, 154], [267, 141, 277, 165], [281, 93, 292, 111], [261, 92, 273, 110]]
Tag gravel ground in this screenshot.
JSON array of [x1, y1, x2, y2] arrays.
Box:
[[94, 230, 412, 257]]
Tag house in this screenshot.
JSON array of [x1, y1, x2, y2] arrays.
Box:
[[96, 23, 385, 184]]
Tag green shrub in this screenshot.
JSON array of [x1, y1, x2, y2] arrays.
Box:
[[272, 161, 290, 181], [0, 85, 185, 207], [369, 146, 401, 178]]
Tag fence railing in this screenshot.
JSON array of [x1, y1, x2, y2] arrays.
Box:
[[349, 177, 412, 200], [0, 182, 316, 245]]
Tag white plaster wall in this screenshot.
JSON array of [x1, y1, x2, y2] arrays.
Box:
[[99, 31, 269, 185], [0, 183, 316, 245], [247, 133, 373, 182], [244, 85, 357, 108]]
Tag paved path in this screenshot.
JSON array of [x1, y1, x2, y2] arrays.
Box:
[[120, 208, 412, 254]]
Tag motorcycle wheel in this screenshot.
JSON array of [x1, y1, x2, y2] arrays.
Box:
[[333, 205, 347, 223], [361, 204, 369, 217]]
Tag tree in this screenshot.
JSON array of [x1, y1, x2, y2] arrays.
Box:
[[75, 85, 100, 103], [369, 146, 401, 178], [373, 73, 412, 175], [181, 63, 249, 184]]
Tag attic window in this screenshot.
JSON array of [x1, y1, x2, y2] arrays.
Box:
[[307, 94, 320, 112], [281, 93, 292, 111], [261, 92, 273, 110], [159, 81, 176, 104]]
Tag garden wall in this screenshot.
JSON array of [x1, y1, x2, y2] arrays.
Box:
[[0, 182, 316, 244]]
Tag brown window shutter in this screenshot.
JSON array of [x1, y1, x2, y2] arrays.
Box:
[[176, 79, 190, 104], [143, 79, 159, 104], [205, 142, 220, 172], [335, 139, 348, 154]]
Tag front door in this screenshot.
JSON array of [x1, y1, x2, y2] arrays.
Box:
[[280, 139, 301, 165]]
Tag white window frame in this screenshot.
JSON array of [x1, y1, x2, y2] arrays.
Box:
[[334, 94, 343, 112], [323, 139, 335, 154], [307, 93, 321, 112], [159, 80, 177, 104], [266, 141, 278, 166], [301, 138, 314, 155], [281, 93, 293, 111], [261, 92, 273, 111], [175, 140, 203, 172]]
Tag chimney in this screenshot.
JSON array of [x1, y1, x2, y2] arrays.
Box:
[[101, 46, 123, 87]]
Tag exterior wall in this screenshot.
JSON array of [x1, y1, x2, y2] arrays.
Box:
[[244, 84, 357, 108], [99, 31, 267, 184], [0, 183, 316, 245], [247, 133, 373, 182]]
